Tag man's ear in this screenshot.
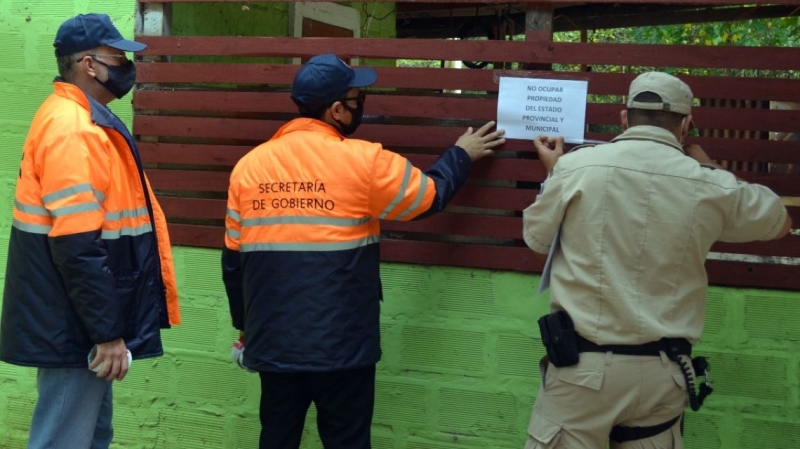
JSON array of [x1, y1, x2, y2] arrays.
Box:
[[329, 101, 345, 121], [682, 113, 693, 138], [76, 54, 98, 78], [620, 110, 629, 131]]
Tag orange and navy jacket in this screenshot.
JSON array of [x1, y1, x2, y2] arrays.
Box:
[[222, 118, 471, 372], [0, 80, 180, 368]]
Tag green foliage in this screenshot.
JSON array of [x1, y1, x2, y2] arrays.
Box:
[[395, 14, 800, 91], [548, 16, 800, 80], [568, 16, 800, 48], [627, 16, 800, 48], [397, 59, 442, 68]]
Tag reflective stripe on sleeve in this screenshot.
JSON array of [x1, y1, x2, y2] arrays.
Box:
[[15, 200, 50, 216], [395, 174, 429, 221], [379, 161, 412, 219], [42, 183, 94, 205], [227, 208, 241, 223], [101, 223, 153, 240], [12, 219, 52, 234], [50, 201, 102, 217], [104, 207, 149, 221], [92, 188, 106, 203]]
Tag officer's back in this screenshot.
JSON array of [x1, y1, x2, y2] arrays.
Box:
[[545, 126, 782, 346]]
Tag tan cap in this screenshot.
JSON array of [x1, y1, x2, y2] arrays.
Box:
[[627, 72, 693, 115]]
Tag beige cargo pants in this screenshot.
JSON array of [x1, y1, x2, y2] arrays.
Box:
[[524, 352, 690, 448]]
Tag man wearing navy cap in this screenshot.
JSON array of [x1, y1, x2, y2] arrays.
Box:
[[222, 53, 505, 448], [53, 13, 147, 101], [0, 13, 181, 448]]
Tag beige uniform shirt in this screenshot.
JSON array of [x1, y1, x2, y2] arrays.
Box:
[[523, 126, 787, 345]]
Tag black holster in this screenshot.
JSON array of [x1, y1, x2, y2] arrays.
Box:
[[537, 311, 579, 367]]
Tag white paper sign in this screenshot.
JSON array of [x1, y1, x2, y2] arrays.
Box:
[[496, 77, 589, 143]]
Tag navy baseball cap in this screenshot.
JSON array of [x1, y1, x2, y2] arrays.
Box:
[[291, 54, 377, 108], [54, 13, 147, 56]]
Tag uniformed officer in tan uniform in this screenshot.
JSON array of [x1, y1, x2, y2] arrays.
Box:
[[521, 72, 792, 448]]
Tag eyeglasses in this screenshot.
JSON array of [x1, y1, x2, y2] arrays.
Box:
[[339, 91, 366, 106], [76, 54, 130, 63]]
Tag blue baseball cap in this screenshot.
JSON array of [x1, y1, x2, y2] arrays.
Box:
[[291, 54, 377, 108], [54, 13, 147, 56]]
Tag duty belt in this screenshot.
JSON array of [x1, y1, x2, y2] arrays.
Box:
[[575, 335, 713, 443], [576, 335, 692, 358]]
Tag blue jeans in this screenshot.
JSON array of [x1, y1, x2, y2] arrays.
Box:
[[27, 367, 113, 449]]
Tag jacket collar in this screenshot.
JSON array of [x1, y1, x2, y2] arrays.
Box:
[[612, 125, 685, 153], [52, 78, 120, 129], [271, 118, 345, 141]]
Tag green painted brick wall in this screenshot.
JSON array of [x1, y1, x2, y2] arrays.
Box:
[[1, 1, 800, 448]]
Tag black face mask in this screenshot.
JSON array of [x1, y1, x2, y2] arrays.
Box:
[[334, 92, 366, 136], [93, 59, 137, 99], [335, 102, 364, 136]]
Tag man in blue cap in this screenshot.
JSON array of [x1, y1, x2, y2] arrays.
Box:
[[53, 13, 147, 101], [222, 54, 505, 448], [0, 13, 181, 448]]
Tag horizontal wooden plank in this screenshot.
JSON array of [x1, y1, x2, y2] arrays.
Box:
[[790, 206, 800, 225], [712, 238, 800, 258], [155, 184, 537, 216], [150, 185, 537, 215], [134, 115, 800, 162], [135, 90, 505, 119], [400, 5, 799, 37], [140, 0, 793, 4], [733, 173, 800, 197], [134, 115, 536, 151], [142, 146, 800, 198], [705, 260, 800, 290], [156, 194, 800, 229], [159, 197, 226, 219], [164, 223, 799, 290], [159, 196, 523, 239], [165, 222, 543, 270], [156, 195, 800, 256], [167, 223, 224, 248], [133, 90, 800, 133], [147, 160, 543, 191], [447, 185, 535, 210], [140, 0, 800, 5], [138, 138, 800, 168], [149, 169, 230, 192], [693, 139, 800, 165], [134, 90, 294, 113], [134, 115, 285, 143], [381, 240, 543, 272], [137, 37, 800, 71], [139, 143, 252, 165], [528, 135, 792, 167], [135, 63, 505, 90], [136, 64, 800, 103], [163, 64, 796, 103], [602, 105, 800, 134]]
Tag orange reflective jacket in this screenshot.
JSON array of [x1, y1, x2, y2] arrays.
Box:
[[222, 118, 471, 372], [0, 81, 180, 368]]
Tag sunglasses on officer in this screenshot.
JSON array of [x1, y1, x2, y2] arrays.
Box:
[[339, 91, 366, 107]]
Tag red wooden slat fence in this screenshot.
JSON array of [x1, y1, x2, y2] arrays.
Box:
[[134, 1, 800, 290]]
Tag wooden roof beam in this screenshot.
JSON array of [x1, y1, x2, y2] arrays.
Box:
[[397, 4, 799, 38]]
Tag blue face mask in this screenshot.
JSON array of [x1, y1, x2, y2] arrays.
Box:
[[92, 58, 137, 99]]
